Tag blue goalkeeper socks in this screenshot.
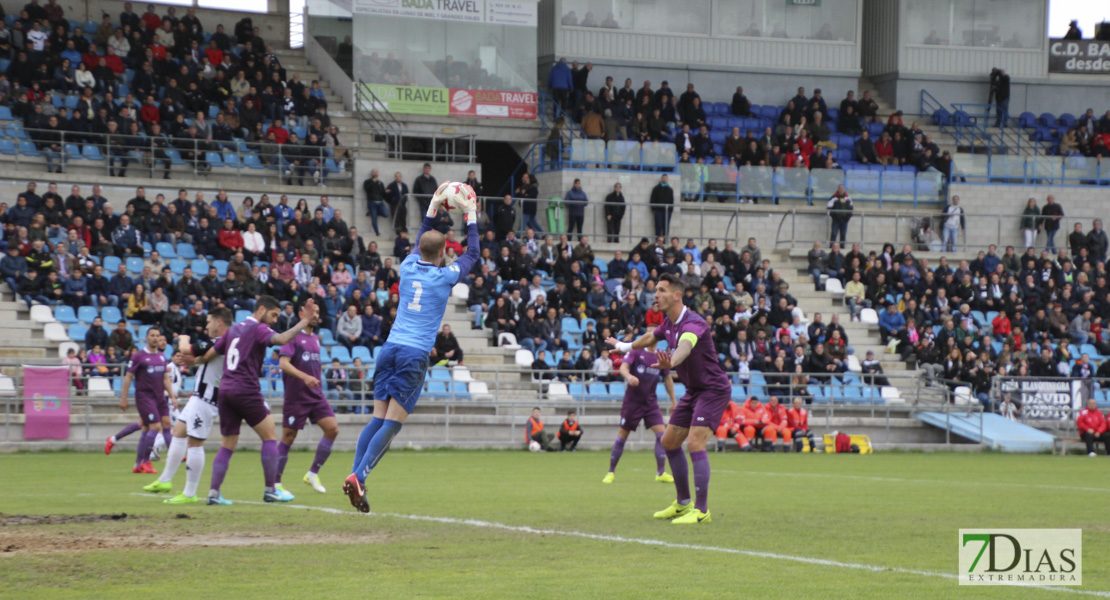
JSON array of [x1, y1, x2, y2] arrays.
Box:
[[352, 417, 384, 473], [354, 419, 403, 483]]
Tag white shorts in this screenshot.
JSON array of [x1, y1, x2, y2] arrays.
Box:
[[178, 396, 219, 440], [167, 398, 181, 424]]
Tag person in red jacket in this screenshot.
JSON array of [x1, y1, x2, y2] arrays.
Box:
[[104, 48, 125, 75], [991, 311, 1012, 342], [786, 397, 815, 452], [784, 142, 810, 168], [216, 218, 243, 260], [715, 400, 752, 452], [266, 119, 290, 145], [875, 132, 894, 166], [762, 396, 790, 451], [644, 301, 664, 328], [739, 397, 770, 450], [142, 4, 163, 30], [140, 95, 160, 129], [1077, 398, 1109, 456]]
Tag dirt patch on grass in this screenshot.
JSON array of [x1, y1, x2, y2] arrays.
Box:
[[0, 514, 392, 554]]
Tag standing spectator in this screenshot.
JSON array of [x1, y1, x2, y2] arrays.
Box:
[[942, 195, 964, 253], [1041, 194, 1063, 253], [385, 171, 408, 235], [514, 173, 541, 233], [604, 182, 625, 243], [547, 58, 573, 111], [1077, 398, 1109, 456], [826, 184, 852, 246], [362, 168, 388, 235], [493, 194, 516, 241], [411, 163, 438, 216], [649, 174, 674, 237], [1069, 222, 1088, 259], [1020, 197, 1040, 250], [564, 178, 588, 241], [1089, 219, 1108, 265], [993, 68, 1010, 127]]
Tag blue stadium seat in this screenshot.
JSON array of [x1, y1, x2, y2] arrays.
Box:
[[561, 332, 581, 350], [561, 317, 582, 335], [54, 305, 77, 323], [568, 382, 585, 398], [318, 329, 336, 345], [330, 346, 351, 363], [235, 309, 251, 323], [243, 154, 264, 169], [0, 106, 11, 121], [67, 323, 88, 340], [424, 381, 448, 398], [176, 244, 197, 259], [450, 381, 470, 399], [125, 257, 144, 274], [17, 140, 38, 156], [586, 383, 608, 400], [212, 260, 229, 276], [0, 139, 14, 155], [190, 258, 210, 274], [351, 346, 372, 363], [155, 242, 176, 258], [82, 145, 103, 160], [428, 366, 451, 381], [100, 306, 122, 324], [169, 259, 187, 275], [77, 306, 98, 323]]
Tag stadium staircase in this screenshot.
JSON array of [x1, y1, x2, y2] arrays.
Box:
[[915, 412, 1054, 452]]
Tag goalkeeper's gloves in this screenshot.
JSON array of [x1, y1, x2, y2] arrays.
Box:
[[456, 183, 478, 224], [428, 182, 451, 217]]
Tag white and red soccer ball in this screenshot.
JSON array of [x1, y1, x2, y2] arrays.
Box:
[[438, 181, 477, 212]]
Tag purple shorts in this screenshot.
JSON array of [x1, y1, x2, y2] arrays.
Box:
[[281, 398, 335, 431], [669, 388, 731, 430], [136, 394, 161, 426], [620, 399, 664, 432], [218, 393, 271, 436]]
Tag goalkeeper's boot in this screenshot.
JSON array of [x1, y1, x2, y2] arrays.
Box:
[[671, 509, 711, 525], [143, 480, 172, 493], [653, 500, 692, 520]]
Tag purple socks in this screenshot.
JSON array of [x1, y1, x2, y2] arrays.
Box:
[[654, 433, 666, 476], [261, 440, 279, 491], [608, 436, 626, 472], [135, 429, 156, 468], [665, 447, 690, 504], [311, 437, 334, 475], [690, 450, 710, 513], [276, 442, 291, 484], [161, 428, 172, 449], [115, 422, 141, 441], [209, 447, 233, 495]]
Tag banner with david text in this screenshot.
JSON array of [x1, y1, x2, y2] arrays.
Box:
[[992, 377, 1092, 420], [359, 83, 536, 119], [23, 365, 70, 439]]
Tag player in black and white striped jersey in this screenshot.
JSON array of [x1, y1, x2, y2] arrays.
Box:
[[142, 308, 232, 504]]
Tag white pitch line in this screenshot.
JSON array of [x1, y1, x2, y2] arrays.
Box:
[[131, 493, 1109, 597], [713, 469, 1110, 494]]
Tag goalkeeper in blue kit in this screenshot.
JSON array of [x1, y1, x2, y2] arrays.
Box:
[[344, 183, 480, 512]]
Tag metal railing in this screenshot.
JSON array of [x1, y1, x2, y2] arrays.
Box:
[[517, 139, 947, 207], [0, 127, 352, 183], [953, 154, 1110, 186]]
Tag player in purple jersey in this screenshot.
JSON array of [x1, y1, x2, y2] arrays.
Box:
[[187, 295, 319, 504], [119, 327, 176, 475], [606, 273, 731, 524], [602, 328, 677, 485], [276, 312, 338, 494]]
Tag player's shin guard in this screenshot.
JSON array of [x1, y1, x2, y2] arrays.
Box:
[[158, 436, 188, 483], [209, 447, 233, 496], [690, 450, 710, 513], [654, 433, 666, 475], [609, 436, 626, 473], [353, 417, 384, 472], [276, 441, 292, 484], [665, 447, 690, 504], [261, 440, 279, 492], [310, 437, 333, 475], [184, 446, 205, 498], [354, 419, 402, 483]]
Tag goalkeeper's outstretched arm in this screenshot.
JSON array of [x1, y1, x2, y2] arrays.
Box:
[[452, 199, 481, 284]]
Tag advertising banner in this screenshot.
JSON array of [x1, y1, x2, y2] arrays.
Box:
[[23, 365, 70, 440], [360, 83, 536, 119], [1049, 39, 1110, 74], [353, 0, 537, 26]]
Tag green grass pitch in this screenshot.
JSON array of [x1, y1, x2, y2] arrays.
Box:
[[1, 449, 1107, 599]]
